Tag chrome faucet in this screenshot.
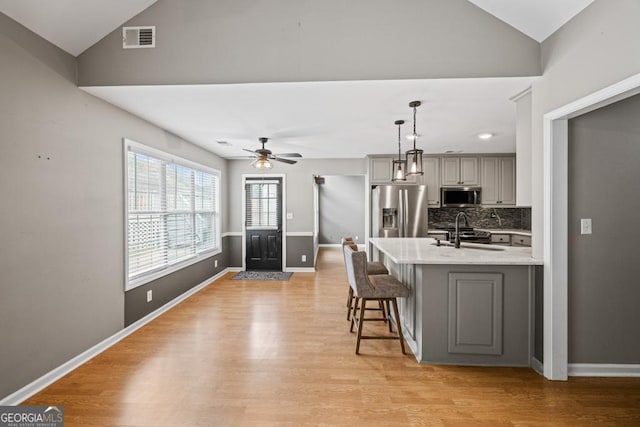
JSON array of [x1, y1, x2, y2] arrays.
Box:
[[454, 211, 470, 249]]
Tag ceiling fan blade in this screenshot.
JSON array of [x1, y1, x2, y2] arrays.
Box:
[[242, 148, 258, 155], [273, 152, 302, 158], [271, 157, 297, 165]]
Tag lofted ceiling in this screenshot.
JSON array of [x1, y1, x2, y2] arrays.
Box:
[[0, 1, 594, 159]]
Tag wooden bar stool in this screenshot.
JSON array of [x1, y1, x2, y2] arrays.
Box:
[[341, 237, 388, 321], [343, 244, 409, 355]]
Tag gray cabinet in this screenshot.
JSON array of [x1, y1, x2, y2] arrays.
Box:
[[423, 156, 440, 206], [511, 235, 531, 247], [481, 156, 516, 206], [448, 272, 503, 355], [441, 157, 479, 186], [369, 157, 417, 184], [490, 233, 511, 245], [370, 157, 393, 184]]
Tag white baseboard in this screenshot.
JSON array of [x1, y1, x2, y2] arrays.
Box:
[[568, 363, 640, 377], [226, 267, 242, 272], [286, 267, 315, 273], [0, 268, 232, 406], [318, 244, 341, 247], [531, 357, 544, 375]]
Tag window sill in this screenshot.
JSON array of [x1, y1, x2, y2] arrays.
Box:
[[125, 249, 220, 291]]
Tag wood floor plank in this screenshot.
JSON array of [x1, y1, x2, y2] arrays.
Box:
[[24, 248, 640, 426]]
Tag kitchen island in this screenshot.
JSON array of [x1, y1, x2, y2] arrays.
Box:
[[369, 237, 542, 367]]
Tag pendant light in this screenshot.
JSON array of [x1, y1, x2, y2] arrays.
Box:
[[391, 120, 406, 182], [405, 100, 424, 176]]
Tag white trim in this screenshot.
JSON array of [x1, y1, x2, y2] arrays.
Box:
[[543, 72, 640, 381], [285, 267, 315, 273], [509, 86, 532, 102], [531, 357, 544, 375], [568, 364, 640, 378], [0, 268, 232, 406], [127, 251, 218, 289], [222, 232, 242, 237], [285, 231, 314, 237]]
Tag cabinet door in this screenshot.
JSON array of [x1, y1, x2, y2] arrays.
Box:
[[498, 157, 516, 205], [459, 157, 479, 185], [441, 157, 460, 186], [481, 157, 500, 205], [423, 157, 440, 206], [448, 273, 503, 355], [370, 158, 392, 183]]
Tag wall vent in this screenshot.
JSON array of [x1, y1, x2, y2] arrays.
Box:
[[122, 26, 155, 49]]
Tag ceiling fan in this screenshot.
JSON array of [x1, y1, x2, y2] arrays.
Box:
[[243, 137, 302, 169]]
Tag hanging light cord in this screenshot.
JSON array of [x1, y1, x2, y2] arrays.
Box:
[[397, 122, 402, 158], [412, 104, 418, 149]]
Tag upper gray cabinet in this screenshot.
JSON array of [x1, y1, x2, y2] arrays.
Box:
[[369, 157, 393, 184], [441, 157, 479, 186], [423, 157, 440, 206], [369, 157, 418, 185], [481, 156, 516, 206]]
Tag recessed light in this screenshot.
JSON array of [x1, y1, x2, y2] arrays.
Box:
[[477, 133, 493, 140], [216, 140, 231, 146]]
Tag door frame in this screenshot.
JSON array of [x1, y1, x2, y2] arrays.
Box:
[[543, 72, 640, 380], [241, 173, 287, 271]]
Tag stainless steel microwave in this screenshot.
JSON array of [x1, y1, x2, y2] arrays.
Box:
[[441, 187, 481, 207]]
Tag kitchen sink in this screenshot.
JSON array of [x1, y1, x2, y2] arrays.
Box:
[[431, 241, 506, 251]]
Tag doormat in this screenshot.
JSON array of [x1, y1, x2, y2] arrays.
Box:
[[231, 271, 293, 281]]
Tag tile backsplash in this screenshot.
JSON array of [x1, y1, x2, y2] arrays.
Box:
[[428, 207, 531, 230]]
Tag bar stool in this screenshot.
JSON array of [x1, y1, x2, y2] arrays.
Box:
[[343, 244, 409, 354], [341, 237, 388, 321]]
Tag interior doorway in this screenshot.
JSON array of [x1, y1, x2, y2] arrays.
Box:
[[244, 176, 283, 270], [316, 175, 366, 246]]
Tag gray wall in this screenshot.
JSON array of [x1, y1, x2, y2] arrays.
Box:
[[567, 94, 640, 363], [226, 159, 365, 268], [530, 0, 640, 258], [318, 175, 365, 244], [0, 13, 228, 399], [77, 0, 540, 87]]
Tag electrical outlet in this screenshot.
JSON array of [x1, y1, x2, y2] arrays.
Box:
[[146, 290, 153, 302], [301, 254, 307, 262], [581, 218, 592, 235], [355, 235, 359, 241], [214, 259, 218, 268]]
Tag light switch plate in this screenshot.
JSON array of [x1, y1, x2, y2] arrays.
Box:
[[147, 290, 153, 302], [581, 218, 592, 235], [286, 212, 293, 220]]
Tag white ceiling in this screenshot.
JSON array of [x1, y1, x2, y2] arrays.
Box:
[[0, 1, 592, 159], [83, 78, 535, 158], [468, 0, 595, 42]]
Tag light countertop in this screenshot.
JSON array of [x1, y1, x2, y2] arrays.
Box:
[[428, 229, 532, 237], [369, 237, 542, 265]]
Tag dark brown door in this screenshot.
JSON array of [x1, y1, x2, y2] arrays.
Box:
[[245, 178, 282, 270]]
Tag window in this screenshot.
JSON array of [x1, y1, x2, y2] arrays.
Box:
[[245, 180, 281, 230], [125, 139, 220, 289]]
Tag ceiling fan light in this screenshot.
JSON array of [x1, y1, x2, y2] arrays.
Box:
[[252, 157, 273, 169]]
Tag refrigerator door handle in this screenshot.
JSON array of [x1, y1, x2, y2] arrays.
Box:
[[398, 189, 404, 237], [404, 189, 409, 237]]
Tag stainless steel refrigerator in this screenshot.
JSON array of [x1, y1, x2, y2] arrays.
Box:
[[371, 185, 428, 238]]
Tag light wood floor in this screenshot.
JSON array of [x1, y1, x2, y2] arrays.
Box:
[[25, 248, 640, 426]]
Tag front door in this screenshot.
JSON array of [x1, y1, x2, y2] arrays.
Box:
[[245, 178, 282, 270]]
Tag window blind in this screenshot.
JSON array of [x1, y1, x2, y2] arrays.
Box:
[[245, 180, 280, 230], [126, 142, 220, 287]]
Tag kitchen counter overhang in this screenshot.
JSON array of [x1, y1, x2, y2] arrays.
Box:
[[369, 237, 542, 265]]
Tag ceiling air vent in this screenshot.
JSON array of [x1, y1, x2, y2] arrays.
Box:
[[122, 26, 155, 49]]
